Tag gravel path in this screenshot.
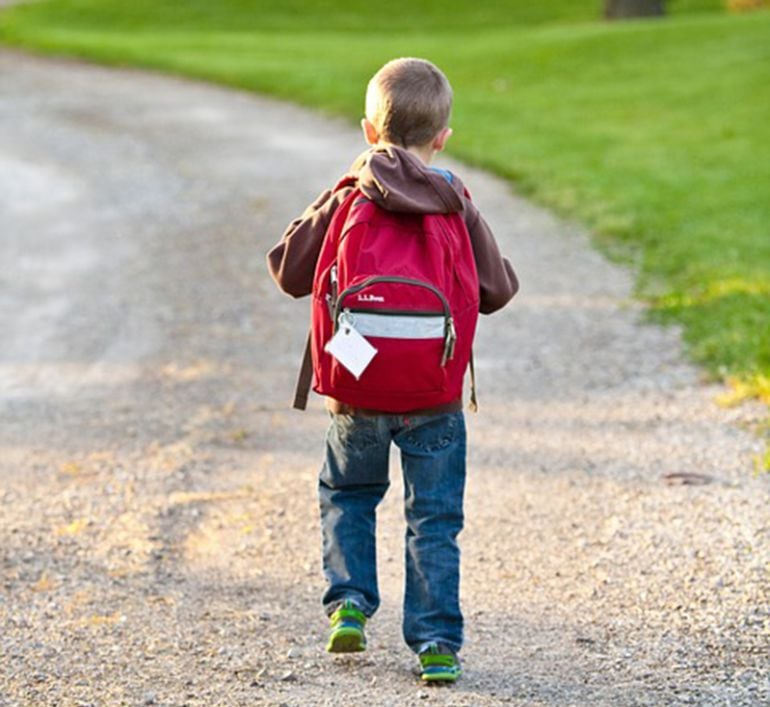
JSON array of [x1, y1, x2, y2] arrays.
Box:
[[0, 50, 767, 706]]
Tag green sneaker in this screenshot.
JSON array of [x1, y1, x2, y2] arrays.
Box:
[[418, 642, 461, 683], [326, 599, 367, 653]]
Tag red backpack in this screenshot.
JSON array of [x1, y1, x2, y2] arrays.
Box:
[[294, 180, 480, 413]]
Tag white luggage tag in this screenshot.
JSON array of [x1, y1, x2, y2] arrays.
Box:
[[324, 313, 378, 380]]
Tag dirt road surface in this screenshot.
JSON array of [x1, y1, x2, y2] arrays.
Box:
[[1, 50, 768, 706]]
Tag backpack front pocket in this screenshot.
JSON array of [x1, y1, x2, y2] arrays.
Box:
[[324, 275, 459, 405], [329, 309, 449, 396]]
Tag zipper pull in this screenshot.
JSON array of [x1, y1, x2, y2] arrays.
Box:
[[441, 318, 457, 366], [339, 308, 354, 334], [328, 265, 339, 320]]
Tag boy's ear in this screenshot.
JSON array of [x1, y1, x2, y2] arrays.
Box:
[[361, 118, 380, 145], [432, 127, 453, 153]]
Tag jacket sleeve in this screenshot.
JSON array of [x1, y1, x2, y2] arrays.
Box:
[[266, 185, 352, 298], [464, 200, 519, 314]]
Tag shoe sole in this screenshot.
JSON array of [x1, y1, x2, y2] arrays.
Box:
[[420, 665, 462, 682], [326, 627, 366, 653], [421, 669, 460, 683]]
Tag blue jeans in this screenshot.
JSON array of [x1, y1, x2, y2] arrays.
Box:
[[318, 411, 466, 654]]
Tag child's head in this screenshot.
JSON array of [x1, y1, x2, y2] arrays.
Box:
[[363, 58, 453, 155]]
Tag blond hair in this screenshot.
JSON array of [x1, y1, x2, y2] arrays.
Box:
[[365, 58, 453, 148]]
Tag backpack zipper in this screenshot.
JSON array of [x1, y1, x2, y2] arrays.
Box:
[[344, 308, 443, 318], [333, 275, 457, 366]]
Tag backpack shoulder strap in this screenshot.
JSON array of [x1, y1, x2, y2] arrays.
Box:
[[293, 330, 314, 410], [469, 349, 478, 412]]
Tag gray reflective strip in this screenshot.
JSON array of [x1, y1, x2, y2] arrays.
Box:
[[344, 312, 445, 339]]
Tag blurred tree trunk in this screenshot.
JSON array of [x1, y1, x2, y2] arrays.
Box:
[[605, 0, 665, 18]]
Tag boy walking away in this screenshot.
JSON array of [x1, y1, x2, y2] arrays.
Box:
[[267, 57, 518, 683]]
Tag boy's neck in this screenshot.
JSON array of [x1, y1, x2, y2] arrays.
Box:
[[406, 144, 436, 165], [378, 141, 435, 165]]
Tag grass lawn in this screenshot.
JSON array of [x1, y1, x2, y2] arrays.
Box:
[[1, 1, 768, 404]]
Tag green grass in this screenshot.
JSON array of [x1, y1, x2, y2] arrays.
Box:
[[1, 1, 768, 403], [0, 0, 728, 32]]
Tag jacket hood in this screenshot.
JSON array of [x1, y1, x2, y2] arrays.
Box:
[[350, 146, 465, 215]]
